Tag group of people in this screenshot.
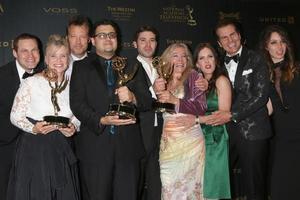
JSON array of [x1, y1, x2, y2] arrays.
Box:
[[0, 14, 299, 200]]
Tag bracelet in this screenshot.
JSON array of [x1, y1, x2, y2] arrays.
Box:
[[195, 116, 200, 124]]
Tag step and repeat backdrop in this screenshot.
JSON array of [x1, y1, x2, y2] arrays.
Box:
[[0, 0, 299, 66]]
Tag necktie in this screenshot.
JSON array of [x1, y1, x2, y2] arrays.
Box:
[[105, 60, 115, 134], [105, 60, 115, 88], [224, 54, 240, 64], [22, 71, 34, 79]]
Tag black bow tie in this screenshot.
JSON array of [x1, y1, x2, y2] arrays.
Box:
[[22, 71, 34, 79], [224, 54, 240, 64]]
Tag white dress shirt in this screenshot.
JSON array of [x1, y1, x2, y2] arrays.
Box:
[[16, 60, 34, 82], [137, 55, 158, 126], [225, 46, 243, 87]]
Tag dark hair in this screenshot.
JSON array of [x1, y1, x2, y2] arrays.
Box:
[[193, 42, 228, 93], [66, 15, 92, 37], [13, 33, 40, 51], [259, 25, 297, 83], [214, 19, 245, 47], [133, 25, 159, 42], [92, 19, 120, 37]]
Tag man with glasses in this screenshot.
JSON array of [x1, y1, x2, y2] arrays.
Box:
[[69, 19, 152, 200]]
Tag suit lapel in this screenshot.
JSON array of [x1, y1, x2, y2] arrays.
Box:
[[10, 62, 21, 92], [234, 48, 248, 89], [92, 58, 107, 86]]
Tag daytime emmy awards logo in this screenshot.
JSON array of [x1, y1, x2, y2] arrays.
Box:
[[186, 5, 197, 26]]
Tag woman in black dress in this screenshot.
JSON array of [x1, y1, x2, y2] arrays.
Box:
[[7, 35, 80, 200], [259, 25, 300, 200]]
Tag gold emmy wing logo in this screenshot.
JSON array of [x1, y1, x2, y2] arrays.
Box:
[[219, 12, 240, 20], [185, 5, 197, 26], [0, 3, 4, 14]]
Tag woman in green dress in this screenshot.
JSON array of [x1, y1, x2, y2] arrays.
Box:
[[194, 43, 232, 199]]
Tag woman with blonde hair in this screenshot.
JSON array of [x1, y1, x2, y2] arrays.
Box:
[[7, 34, 80, 200], [154, 42, 206, 199]]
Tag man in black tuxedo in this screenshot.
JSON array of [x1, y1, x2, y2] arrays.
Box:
[[132, 26, 162, 200], [206, 20, 272, 200], [69, 19, 152, 200], [0, 33, 41, 199]]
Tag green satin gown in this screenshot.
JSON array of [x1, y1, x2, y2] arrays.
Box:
[[202, 90, 231, 199]]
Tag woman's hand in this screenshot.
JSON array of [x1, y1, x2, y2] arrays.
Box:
[[174, 114, 197, 129], [153, 78, 166, 94], [58, 123, 76, 137], [32, 121, 56, 135], [158, 90, 179, 105]]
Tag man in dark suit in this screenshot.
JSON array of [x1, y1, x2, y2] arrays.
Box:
[[69, 19, 152, 200], [0, 33, 41, 199], [132, 25, 162, 200], [206, 20, 272, 200]]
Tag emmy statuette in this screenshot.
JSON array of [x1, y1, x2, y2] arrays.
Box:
[[106, 56, 138, 120], [152, 56, 175, 113], [43, 69, 70, 127]]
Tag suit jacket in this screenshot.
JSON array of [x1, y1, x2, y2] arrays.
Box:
[[0, 61, 21, 147], [135, 60, 163, 154], [69, 53, 152, 163], [226, 47, 272, 140]]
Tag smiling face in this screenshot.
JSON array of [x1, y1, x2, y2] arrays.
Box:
[[216, 24, 242, 56], [13, 38, 40, 72], [170, 47, 188, 79], [266, 31, 287, 63], [45, 45, 69, 78], [196, 47, 216, 79]]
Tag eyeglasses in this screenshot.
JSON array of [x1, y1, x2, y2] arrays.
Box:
[[94, 32, 117, 40]]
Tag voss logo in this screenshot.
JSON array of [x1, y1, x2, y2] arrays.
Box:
[[43, 7, 78, 14]]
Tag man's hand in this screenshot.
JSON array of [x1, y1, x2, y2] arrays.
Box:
[[100, 115, 136, 126], [116, 86, 136, 104], [205, 110, 232, 126]]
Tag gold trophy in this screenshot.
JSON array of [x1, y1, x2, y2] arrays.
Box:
[[152, 56, 175, 113], [106, 56, 138, 120], [43, 69, 70, 127]]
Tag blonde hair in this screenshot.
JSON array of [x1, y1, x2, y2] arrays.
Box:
[[45, 34, 69, 56], [160, 42, 193, 84]]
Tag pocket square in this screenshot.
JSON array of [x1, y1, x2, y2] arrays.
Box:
[[242, 69, 253, 76]]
